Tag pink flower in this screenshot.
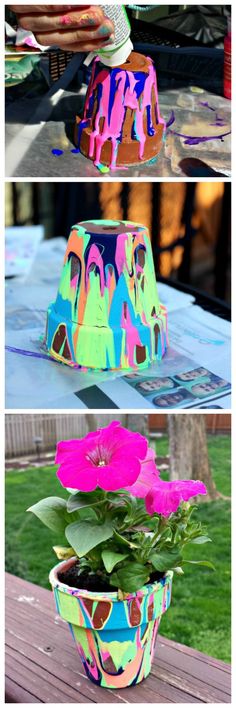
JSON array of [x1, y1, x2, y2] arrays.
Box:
[[124, 448, 160, 497], [56, 421, 148, 492], [145, 479, 207, 517]]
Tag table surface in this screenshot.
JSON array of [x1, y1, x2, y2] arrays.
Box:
[[5, 236, 231, 409], [5, 80, 231, 178], [5, 573, 231, 704]]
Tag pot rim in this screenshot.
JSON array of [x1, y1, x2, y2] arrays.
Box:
[[49, 556, 173, 603]]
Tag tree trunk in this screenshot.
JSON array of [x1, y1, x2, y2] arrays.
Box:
[[168, 414, 220, 501], [86, 414, 98, 432], [126, 414, 149, 436]]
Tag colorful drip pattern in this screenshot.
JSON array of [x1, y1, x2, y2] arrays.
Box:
[[50, 560, 172, 689], [46, 220, 168, 370], [75, 55, 165, 169]]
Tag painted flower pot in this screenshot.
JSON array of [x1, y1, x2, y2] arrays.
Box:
[[74, 52, 165, 169], [49, 558, 172, 689], [46, 220, 168, 371]]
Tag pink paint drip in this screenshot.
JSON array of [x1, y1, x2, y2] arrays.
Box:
[[82, 57, 165, 170], [86, 243, 105, 295]]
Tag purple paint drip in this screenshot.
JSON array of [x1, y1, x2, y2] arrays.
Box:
[[166, 110, 175, 129], [6, 345, 56, 362], [198, 101, 216, 112], [166, 109, 230, 145], [6, 345, 82, 369], [169, 130, 230, 145]]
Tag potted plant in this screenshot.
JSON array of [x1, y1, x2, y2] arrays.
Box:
[[28, 421, 213, 689]]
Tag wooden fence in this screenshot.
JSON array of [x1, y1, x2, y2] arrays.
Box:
[[5, 413, 230, 460], [5, 414, 125, 459], [149, 414, 231, 434]]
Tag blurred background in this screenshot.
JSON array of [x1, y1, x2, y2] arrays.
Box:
[[5, 411, 231, 462], [5, 181, 231, 302], [6, 5, 231, 94]]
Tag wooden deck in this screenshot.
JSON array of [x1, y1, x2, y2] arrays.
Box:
[[5, 573, 231, 703]]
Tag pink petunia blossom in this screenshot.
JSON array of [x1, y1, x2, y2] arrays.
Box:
[[55, 421, 148, 492], [124, 448, 160, 497], [145, 479, 207, 517]]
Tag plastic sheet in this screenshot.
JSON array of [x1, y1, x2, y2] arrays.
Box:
[[6, 84, 231, 177], [5, 237, 231, 410]]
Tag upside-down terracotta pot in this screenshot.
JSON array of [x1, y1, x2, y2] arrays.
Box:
[[49, 558, 173, 689], [45, 219, 168, 370], [74, 52, 165, 170]]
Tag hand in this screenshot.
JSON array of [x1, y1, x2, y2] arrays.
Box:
[[9, 5, 115, 51]]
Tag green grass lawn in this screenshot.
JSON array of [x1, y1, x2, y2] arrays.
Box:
[[5, 434, 231, 663]]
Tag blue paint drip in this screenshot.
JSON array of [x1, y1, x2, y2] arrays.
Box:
[[77, 119, 89, 151], [52, 149, 64, 156], [146, 105, 155, 136]]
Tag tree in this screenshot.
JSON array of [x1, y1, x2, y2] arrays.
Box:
[[126, 414, 149, 436], [168, 414, 220, 501]]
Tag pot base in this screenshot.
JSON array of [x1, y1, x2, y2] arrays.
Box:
[[71, 616, 161, 688]]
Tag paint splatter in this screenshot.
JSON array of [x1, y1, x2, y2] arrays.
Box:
[[52, 149, 64, 156], [96, 163, 110, 174], [166, 106, 230, 145]]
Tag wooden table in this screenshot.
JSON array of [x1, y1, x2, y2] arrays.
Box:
[[5, 573, 231, 703]]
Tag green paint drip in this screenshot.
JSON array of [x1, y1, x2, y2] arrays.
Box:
[[96, 163, 110, 174]]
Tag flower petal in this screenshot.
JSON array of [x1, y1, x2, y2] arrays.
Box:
[[125, 448, 160, 498], [57, 461, 97, 491], [55, 422, 148, 492], [97, 457, 142, 491], [145, 478, 207, 517], [55, 433, 99, 463]]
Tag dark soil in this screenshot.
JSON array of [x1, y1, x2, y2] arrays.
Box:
[[58, 561, 165, 593]]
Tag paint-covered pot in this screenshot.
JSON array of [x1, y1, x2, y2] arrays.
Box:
[[46, 220, 168, 370], [49, 558, 172, 689], [74, 52, 165, 170]]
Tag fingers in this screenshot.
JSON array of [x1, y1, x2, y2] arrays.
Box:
[[17, 6, 107, 32], [9, 4, 115, 50], [59, 37, 115, 53], [9, 5, 87, 14], [35, 24, 114, 48], [11, 5, 114, 51]]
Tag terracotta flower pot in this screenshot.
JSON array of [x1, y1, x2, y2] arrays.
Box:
[[74, 52, 165, 169], [49, 558, 172, 689]]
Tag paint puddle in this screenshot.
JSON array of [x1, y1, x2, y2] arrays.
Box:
[[51, 149, 64, 156]]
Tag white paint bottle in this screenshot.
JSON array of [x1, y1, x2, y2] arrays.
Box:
[[84, 5, 133, 67]]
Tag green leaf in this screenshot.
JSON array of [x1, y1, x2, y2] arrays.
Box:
[[67, 491, 104, 513], [75, 507, 98, 521], [113, 530, 139, 549], [65, 520, 113, 557], [27, 497, 69, 533], [110, 562, 150, 593], [101, 550, 128, 573], [150, 549, 183, 572], [183, 560, 215, 570], [188, 536, 212, 545]]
